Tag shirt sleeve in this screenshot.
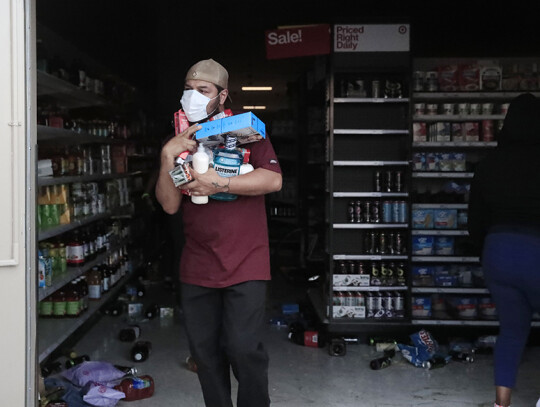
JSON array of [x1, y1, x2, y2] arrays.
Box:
[[245, 134, 282, 174]]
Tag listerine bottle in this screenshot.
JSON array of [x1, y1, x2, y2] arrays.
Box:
[[210, 135, 242, 201]]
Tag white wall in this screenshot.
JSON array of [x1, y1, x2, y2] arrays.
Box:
[[0, 0, 36, 405]]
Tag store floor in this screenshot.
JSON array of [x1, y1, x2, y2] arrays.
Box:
[[70, 276, 540, 407]]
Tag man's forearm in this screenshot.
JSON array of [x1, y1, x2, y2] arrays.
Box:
[[225, 168, 282, 196], [155, 154, 183, 214]]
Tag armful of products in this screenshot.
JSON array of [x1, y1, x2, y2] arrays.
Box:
[[168, 110, 264, 203]]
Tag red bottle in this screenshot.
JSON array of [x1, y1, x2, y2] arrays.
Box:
[[114, 375, 154, 401]]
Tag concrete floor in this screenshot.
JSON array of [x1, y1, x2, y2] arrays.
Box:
[[68, 279, 540, 407]]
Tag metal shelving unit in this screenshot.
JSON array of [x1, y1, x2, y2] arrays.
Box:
[[319, 49, 412, 333], [36, 67, 151, 365]]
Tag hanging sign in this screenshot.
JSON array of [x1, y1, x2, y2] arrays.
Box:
[[265, 24, 331, 60], [334, 24, 410, 52]]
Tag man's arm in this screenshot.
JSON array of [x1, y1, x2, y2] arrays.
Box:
[[155, 124, 200, 214], [182, 167, 282, 197]]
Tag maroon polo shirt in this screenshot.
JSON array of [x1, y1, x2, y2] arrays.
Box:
[[179, 136, 281, 288]]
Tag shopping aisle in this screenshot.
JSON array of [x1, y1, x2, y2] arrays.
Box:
[[67, 279, 540, 407]]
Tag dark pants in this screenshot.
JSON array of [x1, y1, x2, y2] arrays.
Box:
[[180, 281, 270, 407], [483, 228, 540, 387]]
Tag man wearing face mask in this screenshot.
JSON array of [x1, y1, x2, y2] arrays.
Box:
[[155, 59, 282, 407]]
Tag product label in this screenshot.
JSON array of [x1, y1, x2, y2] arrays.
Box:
[[40, 300, 53, 316], [67, 245, 84, 264], [53, 301, 67, 317], [66, 301, 80, 316], [88, 284, 101, 299]]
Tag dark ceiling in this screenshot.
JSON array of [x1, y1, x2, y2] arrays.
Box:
[[36, 0, 540, 127]]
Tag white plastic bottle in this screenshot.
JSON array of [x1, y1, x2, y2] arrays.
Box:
[[191, 144, 209, 204], [239, 163, 254, 175]]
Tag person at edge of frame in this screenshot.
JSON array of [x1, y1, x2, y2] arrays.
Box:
[[155, 58, 282, 407], [469, 92, 540, 407]]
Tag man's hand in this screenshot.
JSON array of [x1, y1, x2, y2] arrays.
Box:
[[180, 167, 228, 196], [161, 123, 200, 162]]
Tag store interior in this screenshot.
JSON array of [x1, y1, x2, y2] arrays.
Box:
[[35, 1, 540, 406]]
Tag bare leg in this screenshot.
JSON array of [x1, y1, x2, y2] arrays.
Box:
[[495, 385, 512, 406]]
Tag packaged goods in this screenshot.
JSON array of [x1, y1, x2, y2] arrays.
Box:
[[412, 236, 434, 255], [433, 209, 457, 229], [333, 305, 366, 319], [195, 112, 266, 147], [411, 297, 432, 318], [480, 65, 502, 90], [114, 375, 155, 401], [478, 297, 497, 319], [412, 266, 434, 286], [446, 297, 478, 319], [434, 122, 451, 142], [412, 209, 434, 229], [437, 65, 459, 91], [459, 64, 480, 91], [462, 122, 480, 141], [437, 152, 453, 171], [453, 153, 467, 171], [452, 123, 464, 141], [413, 122, 427, 142], [434, 236, 455, 255], [434, 269, 458, 287], [412, 152, 426, 171]]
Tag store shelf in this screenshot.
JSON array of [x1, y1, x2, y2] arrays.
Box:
[[37, 125, 118, 144], [411, 230, 469, 236], [38, 273, 134, 363], [334, 129, 409, 135], [334, 97, 410, 104], [37, 70, 108, 108], [333, 286, 408, 292], [412, 172, 474, 178], [412, 141, 497, 148], [38, 171, 145, 186], [412, 203, 468, 209], [411, 256, 480, 263], [412, 91, 540, 101], [333, 223, 408, 229], [334, 192, 409, 198], [38, 204, 134, 241], [413, 115, 504, 122], [411, 319, 501, 326], [38, 253, 108, 302], [411, 287, 489, 294], [333, 254, 408, 261], [334, 160, 409, 166]]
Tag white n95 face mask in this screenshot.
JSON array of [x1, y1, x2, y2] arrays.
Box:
[[180, 89, 220, 122]]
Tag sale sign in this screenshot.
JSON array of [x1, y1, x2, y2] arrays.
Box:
[[265, 24, 331, 60]]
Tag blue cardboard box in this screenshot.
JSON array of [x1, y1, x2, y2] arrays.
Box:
[[195, 112, 266, 147]]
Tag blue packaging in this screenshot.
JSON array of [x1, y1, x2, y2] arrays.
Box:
[[412, 236, 434, 255], [412, 266, 434, 286], [412, 209, 433, 229], [434, 209, 457, 229], [195, 112, 266, 147], [222, 112, 266, 144], [434, 236, 455, 255]]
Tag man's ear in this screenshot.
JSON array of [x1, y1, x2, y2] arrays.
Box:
[[219, 89, 229, 105]]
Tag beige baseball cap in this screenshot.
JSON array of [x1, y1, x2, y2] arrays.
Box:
[[185, 58, 228, 89]]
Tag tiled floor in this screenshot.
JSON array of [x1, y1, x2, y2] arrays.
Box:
[[68, 278, 540, 407]]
